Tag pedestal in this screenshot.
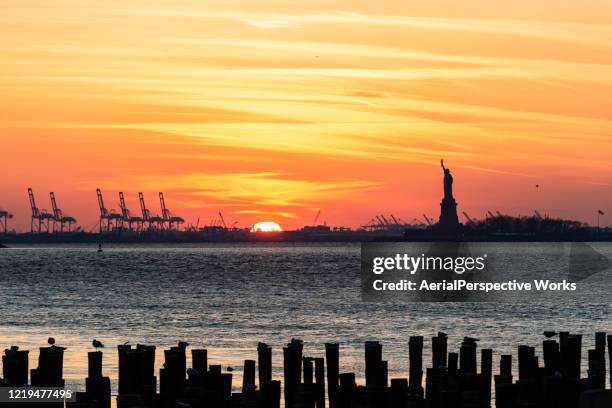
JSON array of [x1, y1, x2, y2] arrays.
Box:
[[439, 198, 459, 230]]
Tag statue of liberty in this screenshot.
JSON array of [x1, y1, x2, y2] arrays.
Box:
[[440, 159, 453, 200], [438, 159, 459, 230]]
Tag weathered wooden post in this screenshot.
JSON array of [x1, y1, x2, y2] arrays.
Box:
[[31, 345, 65, 387], [409, 336, 424, 397], [2, 346, 29, 386], [314, 357, 325, 408], [88, 351, 103, 378], [303, 357, 314, 385], [325, 343, 339, 408], [260, 380, 281, 408], [481, 348, 493, 403], [258, 343, 272, 386], [460, 338, 477, 375], [365, 341, 382, 387], [86, 350, 111, 408], [448, 352, 458, 374], [242, 359, 256, 393], [191, 349, 207, 374], [432, 334, 447, 369], [543, 340, 560, 376], [284, 340, 303, 408]]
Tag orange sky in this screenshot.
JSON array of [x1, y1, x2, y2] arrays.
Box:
[[1, 0, 612, 231]]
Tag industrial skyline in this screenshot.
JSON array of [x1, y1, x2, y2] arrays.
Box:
[[1, 1, 612, 230]]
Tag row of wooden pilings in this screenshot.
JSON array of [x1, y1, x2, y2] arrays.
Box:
[[1, 332, 611, 407]]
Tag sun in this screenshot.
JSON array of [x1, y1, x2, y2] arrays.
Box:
[[251, 221, 283, 232]]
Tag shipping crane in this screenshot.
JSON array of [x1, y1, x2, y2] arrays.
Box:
[[50, 192, 77, 232], [389, 214, 401, 225], [462, 211, 476, 226], [218, 211, 227, 229], [139, 192, 163, 231], [313, 209, 321, 226], [119, 192, 143, 231], [422, 214, 433, 226], [0, 208, 13, 234], [28, 188, 53, 233], [159, 192, 184, 231], [96, 188, 121, 232]]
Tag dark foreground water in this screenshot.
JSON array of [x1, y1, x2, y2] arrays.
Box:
[[0, 243, 610, 402]]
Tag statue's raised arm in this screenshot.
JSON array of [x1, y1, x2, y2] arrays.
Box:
[[440, 159, 446, 171]]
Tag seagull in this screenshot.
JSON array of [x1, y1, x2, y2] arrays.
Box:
[[178, 341, 189, 349], [48, 337, 55, 346], [438, 332, 448, 338], [463, 336, 480, 343], [226, 366, 234, 372], [543, 331, 558, 338], [92, 339, 104, 350]]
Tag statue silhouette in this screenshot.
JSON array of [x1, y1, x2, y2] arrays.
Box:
[[438, 159, 459, 231], [440, 160, 453, 200]]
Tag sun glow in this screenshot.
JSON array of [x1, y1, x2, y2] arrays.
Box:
[[251, 221, 283, 232]]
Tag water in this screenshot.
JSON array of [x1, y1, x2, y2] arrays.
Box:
[[0, 243, 610, 399]]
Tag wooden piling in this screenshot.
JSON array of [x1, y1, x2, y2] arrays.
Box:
[[242, 359, 256, 393], [409, 336, 424, 396], [258, 342, 273, 386], [432, 334, 447, 369], [325, 343, 339, 408], [88, 351, 103, 378], [191, 349, 207, 374], [2, 346, 29, 386], [314, 357, 325, 408], [364, 341, 382, 388]]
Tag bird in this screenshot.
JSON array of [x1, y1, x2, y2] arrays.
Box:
[[543, 331, 558, 338], [92, 339, 104, 350], [226, 366, 234, 372], [178, 341, 189, 349], [463, 336, 479, 343], [47, 337, 55, 346], [438, 331, 448, 338]]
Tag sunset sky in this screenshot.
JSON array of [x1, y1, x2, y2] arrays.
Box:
[[1, 0, 612, 231]]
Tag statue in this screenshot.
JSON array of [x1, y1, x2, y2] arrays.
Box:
[[438, 159, 459, 231], [440, 159, 453, 200]]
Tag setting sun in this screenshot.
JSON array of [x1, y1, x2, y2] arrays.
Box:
[[251, 221, 283, 232]]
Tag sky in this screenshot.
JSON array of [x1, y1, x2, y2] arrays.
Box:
[[1, 0, 612, 231]]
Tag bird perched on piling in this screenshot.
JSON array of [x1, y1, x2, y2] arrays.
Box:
[[226, 366, 234, 372], [48, 337, 55, 346], [178, 341, 189, 349], [438, 332, 448, 338], [92, 339, 104, 350], [463, 336, 480, 343], [543, 331, 558, 338]]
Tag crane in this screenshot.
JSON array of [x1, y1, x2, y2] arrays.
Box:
[[50, 192, 77, 232], [119, 192, 142, 231], [28, 188, 53, 233], [380, 215, 392, 226], [96, 188, 121, 232], [218, 211, 227, 229], [0, 208, 13, 234], [389, 214, 401, 225], [487, 211, 495, 219], [139, 192, 163, 231], [462, 211, 476, 226], [422, 214, 433, 226], [159, 192, 184, 231], [313, 209, 321, 226]]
